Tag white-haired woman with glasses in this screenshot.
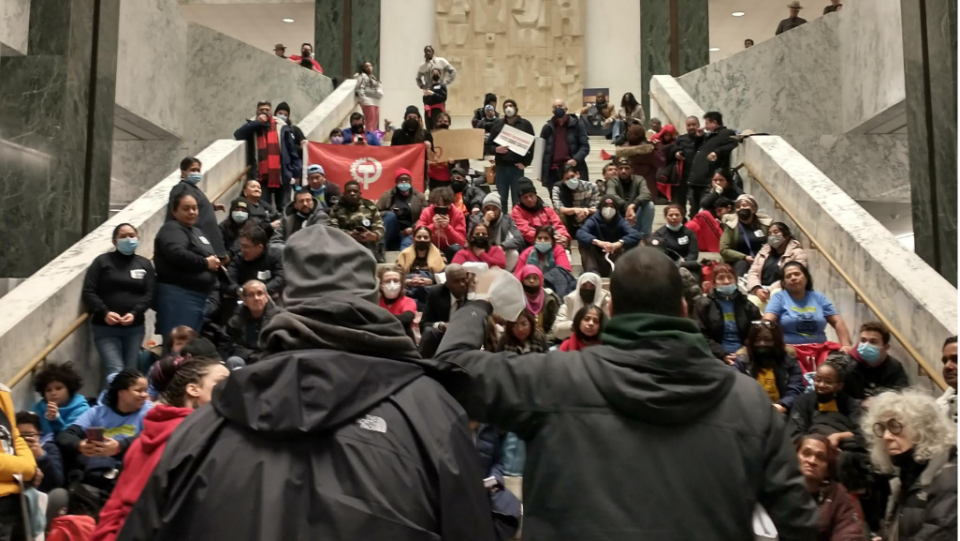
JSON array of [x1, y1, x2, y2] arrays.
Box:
[[862, 390, 957, 541]]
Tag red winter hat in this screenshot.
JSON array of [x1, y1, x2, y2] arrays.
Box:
[[395, 167, 414, 181]]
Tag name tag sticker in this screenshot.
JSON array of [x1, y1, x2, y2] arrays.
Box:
[[130, 269, 146, 280], [678, 236, 689, 245], [754, 230, 765, 238], [257, 270, 272, 280], [198, 236, 211, 245]]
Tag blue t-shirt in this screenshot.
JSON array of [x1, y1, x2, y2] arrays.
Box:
[[717, 299, 742, 354], [765, 290, 837, 345], [70, 401, 153, 444]]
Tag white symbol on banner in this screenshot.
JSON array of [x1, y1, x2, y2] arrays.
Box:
[[350, 157, 383, 189]]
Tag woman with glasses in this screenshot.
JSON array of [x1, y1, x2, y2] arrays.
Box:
[[733, 319, 804, 414], [862, 390, 956, 541]]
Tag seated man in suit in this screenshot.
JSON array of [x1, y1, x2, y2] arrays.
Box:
[[419, 264, 470, 359]]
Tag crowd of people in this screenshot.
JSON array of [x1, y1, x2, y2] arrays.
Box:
[[0, 39, 955, 541]]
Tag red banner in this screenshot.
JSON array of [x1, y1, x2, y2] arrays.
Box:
[[305, 142, 426, 200]]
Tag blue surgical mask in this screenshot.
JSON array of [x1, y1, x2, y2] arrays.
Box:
[[397, 182, 412, 193], [535, 242, 552, 253], [715, 283, 738, 296], [277, 113, 288, 123], [666, 223, 683, 231], [186, 172, 202, 184], [116, 237, 138, 255], [857, 342, 883, 365], [311, 186, 326, 199], [231, 211, 248, 223], [564, 179, 579, 190]]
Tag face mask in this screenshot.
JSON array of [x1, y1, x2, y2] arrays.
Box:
[[451, 181, 466, 193], [564, 179, 579, 190], [403, 119, 419, 132], [753, 346, 777, 362], [601, 207, 617, 220], [715, 283, 738, 296], [414, 240, 431, 251], [504, 106, 517, 117], [714, 185, 724, 194], [302, 50, 311, 58], [471, 236, 489, 249], [857, 342, 883, 365], [666, 223, 682, 231], [703, 129, 713, 135], [397, 182, 412, 193], [768, 235, 785, 248], [522, 284, 540, 296], [737, 208, 753, 221], [116, 237, 138, 256], [311, 185, 326, 197], [331, 136, 344, 144], [437, 123, 450, 129], [186, 172, 202, 185], [535, 242, 552, 253], [231, 211, 248, 223], [554, 107, 566, 119], [432, 74, 440, 82], [351, 125, 364, 133], [580, 289, 596, 304], [382, 283, 401, 300], [277, 114, 288, 122]]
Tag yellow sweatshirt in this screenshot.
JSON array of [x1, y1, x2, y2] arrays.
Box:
[[0, 384, 36, 498]]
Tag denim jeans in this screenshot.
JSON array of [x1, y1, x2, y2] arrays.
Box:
[[381, 211, 414, 251], [612, 118, 625, 141], [495, 164, 524, 211], [92, 324, 146, 387], [155, 282, 208, 348], [636, 200, 655, 238]]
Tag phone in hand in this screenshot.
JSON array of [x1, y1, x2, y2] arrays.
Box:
[[434, 206, 449, 216], [483, 476, 498, 489], [85, 427, 104, 442]]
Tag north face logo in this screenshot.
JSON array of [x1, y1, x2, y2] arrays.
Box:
[[357, 415, 387, 433]]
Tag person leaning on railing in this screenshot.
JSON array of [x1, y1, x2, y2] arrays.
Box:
[[82, 223, 155, 386]]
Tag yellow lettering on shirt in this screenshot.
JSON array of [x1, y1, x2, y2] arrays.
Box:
[[103, 425, 136, 439], [757, 368, 781, 403], [724, 313, 736, 322], [818, 400, 839, 412], [789, 306, 818, 314]]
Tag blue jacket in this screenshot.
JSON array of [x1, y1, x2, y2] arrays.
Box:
[[733, 352, 805, 410], [36, 441, 65, 492], [576, 209, 642, 249], [233, 118, 303, 183], [340, 127, 382, 146], [32, 393, 90, 442], [478, 425, 522, 541]]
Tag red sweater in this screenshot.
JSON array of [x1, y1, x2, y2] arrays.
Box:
[[559, 334, 599, 352], [90, 404, 193, 541], [416, 205, 467, 250], [511, 202, 570, 245], [452, 246, 507, 269], [378, 295, 418, 316], [686, 210, 722, 253]]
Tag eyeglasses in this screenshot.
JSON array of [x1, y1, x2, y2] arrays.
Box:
[[872, 419, 903, 438]]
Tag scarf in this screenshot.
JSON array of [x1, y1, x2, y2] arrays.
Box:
[[256, 117, 282, 189], [518, 264, 545, 315], [526, 244, 555, 271]]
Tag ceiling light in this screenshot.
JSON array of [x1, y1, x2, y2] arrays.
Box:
[[282, 18, 295, 23], [709, 47, 720, 52], [732, 11, 745, 17]]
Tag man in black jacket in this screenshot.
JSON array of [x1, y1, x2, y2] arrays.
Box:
[[219, 280, 279, 366], [419, 264, 470, 359], [488, 99, 536, 211], [118, 225, 495, 541], [540, 99, 590, 191], [435, 247, 818, 541], [269, 189, 329, 245], [663, 115, 704, 219], [233, 100, 303, 210], [687, 111, 739, 217], [226, 224, 285, 302], [842, 321, 910, 402]]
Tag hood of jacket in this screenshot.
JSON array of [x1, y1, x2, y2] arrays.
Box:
[[722, 211, 773, 229], [139, 403, 193, 454], [615, 143, 655, 158], [596, 313, 736, 425]]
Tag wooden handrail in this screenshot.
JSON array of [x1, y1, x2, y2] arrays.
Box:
[[743, 162, 949, 391], [7, 165, 250, 388]]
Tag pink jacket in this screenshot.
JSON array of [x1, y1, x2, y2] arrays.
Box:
[[746, 239, 808, 292], [452, 246, 507, 269], [511, 202, 570, 245]]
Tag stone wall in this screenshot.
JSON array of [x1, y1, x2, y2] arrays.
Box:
[[0, 0, 29, 55]]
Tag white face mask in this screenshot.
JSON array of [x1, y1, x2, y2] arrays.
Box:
[[382, 283, 401, 299], [601, 207, 617, 220], [504, 106, 517, 117]]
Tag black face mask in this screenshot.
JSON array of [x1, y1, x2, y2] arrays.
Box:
[[471, 236, 489, 249], [414, 240, 431, 252], [351, 124, 364, 134], [403, 119, 419, 132], [432, 74, 440, 82], [738, 208, 753, 221], [753, 346, 778, 363], [523, 284, 540, 296], [816, 392, 837, 403], [451, 181, 466, 193], [302, 50, 311, 58], [580, 289, 596, 304]]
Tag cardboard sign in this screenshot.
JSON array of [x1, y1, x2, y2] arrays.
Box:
[[428, 129, 485, 164], [305, 142, 427, 196], [494, 124, 536, 156]]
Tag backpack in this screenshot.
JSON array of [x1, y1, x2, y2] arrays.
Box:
[[47, 515, 96, 541]]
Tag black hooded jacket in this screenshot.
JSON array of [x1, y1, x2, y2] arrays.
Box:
[[435, 303, 818, 541], [118, 225, 495, 541]]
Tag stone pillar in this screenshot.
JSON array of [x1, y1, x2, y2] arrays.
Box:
[[315, 0, 381, 81], [0, 0, 119, 277], [901, 0, 957, 286], [640, 0, 709, 124]]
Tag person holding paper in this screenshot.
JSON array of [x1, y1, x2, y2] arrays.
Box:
[[488, 98, 536, 211]]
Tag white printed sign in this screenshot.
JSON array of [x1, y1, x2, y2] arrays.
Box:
[[494, 124, 536, 156]]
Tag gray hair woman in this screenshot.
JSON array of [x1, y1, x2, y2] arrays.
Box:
[[862, 390, 957, 541]]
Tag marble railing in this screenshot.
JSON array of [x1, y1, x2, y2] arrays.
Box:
[[650, 75, 957, 389], [0, 81, 358, 407]]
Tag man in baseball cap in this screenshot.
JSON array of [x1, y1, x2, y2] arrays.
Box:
[[304, 163, 341, 209]]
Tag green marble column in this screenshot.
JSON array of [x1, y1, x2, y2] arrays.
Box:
[[315, 0, 380, 81], [351, 0, 380, 78], [0, 0, 119, 277], [640, 0, 709, 123], [901, 0, 957, 285], [315, 0, 344, 80]]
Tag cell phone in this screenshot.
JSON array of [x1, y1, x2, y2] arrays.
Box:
[[483, 476, 498, 489], [85, 427, 104, 442], [354, 226, 368, 233], [435, 206, 449, 216]]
